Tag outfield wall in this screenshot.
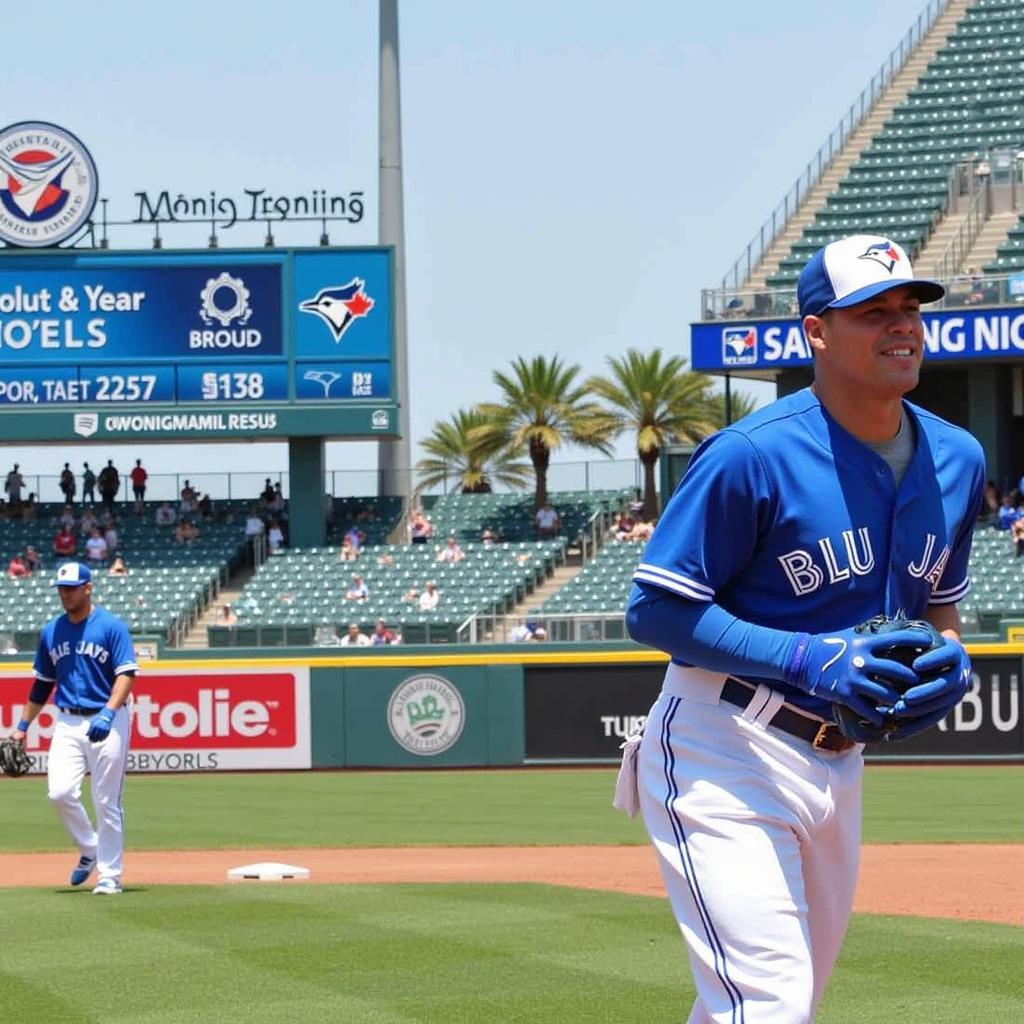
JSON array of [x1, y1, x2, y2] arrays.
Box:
[[1, 642, 1021, 769]]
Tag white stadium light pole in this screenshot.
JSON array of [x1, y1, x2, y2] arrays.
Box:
[[377, 0, 412, 501]]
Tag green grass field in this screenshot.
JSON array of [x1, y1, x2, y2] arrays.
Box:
[[0, 766, 1021, 1023]]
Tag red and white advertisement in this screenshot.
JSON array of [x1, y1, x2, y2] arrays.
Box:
[[0, 666, 311, 773]]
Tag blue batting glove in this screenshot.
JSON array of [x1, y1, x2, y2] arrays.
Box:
[[889, 637, 971, 720], [86, 707, 116, 743], [786, 627, 921, 727]]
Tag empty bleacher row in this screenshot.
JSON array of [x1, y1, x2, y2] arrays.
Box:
[[768, 0, 1024, 287]]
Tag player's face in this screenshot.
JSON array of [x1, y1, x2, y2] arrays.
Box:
[[58, 582, 92, 620], [806, 286, 924, 399]]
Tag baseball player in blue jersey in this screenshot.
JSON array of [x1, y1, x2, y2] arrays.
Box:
[[10, 562, 138, 895], [623, 235, 984, 1022]]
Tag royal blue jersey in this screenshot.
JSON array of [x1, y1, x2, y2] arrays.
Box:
[[33, 605, 138, 710], [633, 388, 985, 717]]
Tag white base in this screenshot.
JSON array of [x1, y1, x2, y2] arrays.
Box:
[[227, 861, 310, 881]]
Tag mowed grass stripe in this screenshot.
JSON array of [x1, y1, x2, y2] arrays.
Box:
[[0, 766, 1020, 853], [0, 885, 1020, 1023]]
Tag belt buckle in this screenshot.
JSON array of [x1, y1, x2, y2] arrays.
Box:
[[812, 722, 832, 750]]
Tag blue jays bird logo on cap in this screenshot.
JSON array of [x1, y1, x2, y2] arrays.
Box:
[[722, 326, 757, 366], [858, 240, 901, 274], [299, 279, 375, 343]]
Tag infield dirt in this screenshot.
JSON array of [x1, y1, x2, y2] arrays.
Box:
[[0, 843, 1020, 925]]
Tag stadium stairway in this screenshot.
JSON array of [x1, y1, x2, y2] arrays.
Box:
[[962, 209, 1020, 271], [743, 0, 972, 290], [512, 563, 583, 617], [180, 564, 256, 649]]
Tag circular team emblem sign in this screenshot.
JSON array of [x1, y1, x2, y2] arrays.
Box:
[[0, 121, 98, 247], [387, 674, 465, 756]]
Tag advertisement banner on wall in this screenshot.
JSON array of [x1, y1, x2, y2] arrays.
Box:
[[0, 666, 311, 773]]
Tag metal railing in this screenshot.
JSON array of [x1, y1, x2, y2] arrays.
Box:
[[933, 174, 990, 283], [459, 611, 630, 644], [718, 0, 948, 291]]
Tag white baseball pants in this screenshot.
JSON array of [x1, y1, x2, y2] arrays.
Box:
[[639, 665, 863, 1024], [47, 706, 131, 886]]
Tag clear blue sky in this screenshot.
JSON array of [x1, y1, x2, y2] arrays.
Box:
[[4, 0, 912, 492]]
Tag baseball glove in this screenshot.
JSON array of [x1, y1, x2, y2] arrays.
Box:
[[0, 737, 31, 778], [831, 615, 946, 743]]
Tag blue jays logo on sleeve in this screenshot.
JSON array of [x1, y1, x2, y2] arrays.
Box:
[[0, 121, 98, 247], [857, 240, 900, 274], [722, 326, 757, 365], [299, 279, 375, 343]]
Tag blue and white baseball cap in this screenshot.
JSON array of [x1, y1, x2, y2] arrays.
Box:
[[797, 234, 945, 319], [52, 562, 92, 587]]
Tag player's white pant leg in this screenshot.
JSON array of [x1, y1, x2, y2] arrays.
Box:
[[47, 713, 98, 857], [85, 705, 131, 884], [638, 666, 863, 1024]]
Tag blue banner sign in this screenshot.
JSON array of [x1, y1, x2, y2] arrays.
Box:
[[176, 363, 289, 403], [691, 305, 1024, 372]]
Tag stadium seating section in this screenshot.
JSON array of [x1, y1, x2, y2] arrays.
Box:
[[536, 540, 644, 616], [767, 0, 1024, 286]]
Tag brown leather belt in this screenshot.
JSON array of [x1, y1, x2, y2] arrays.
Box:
[[720, 679, 856, 753]]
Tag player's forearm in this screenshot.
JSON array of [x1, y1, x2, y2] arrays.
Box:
[[15, 699, 46, 731], [626, 583, 800, 681], [105, 673, 136, 711], [923, 602, 962, 641]]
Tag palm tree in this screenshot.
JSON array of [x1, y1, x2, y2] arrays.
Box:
[[706, 387, 759, 430], [473, 355, 618, 509], [416, 408, 532, 494], [587, 348, 717, 520]]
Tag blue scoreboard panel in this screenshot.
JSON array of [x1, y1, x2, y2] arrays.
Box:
[[0, 247, 397, 440]]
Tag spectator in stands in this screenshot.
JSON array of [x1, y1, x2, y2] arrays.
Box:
[[268, 483, 286, 514], [534, 502, 561, 540], [85, 526, 108, 564], [344, 524, 365, 553], [340, 622, 371, 647], [628, 519, 655, 542], [59, 462, 76, 505], [418, 580, 441, 611], [436, 535, 465, 563], [4, 463, 24, 508], [345, 573, 369, 602], [244, 507, 265, 564], [614, 512, 636, 541], [980, 480, 1001, 526], [103, 519, 119, 553], [530, 623, 548, 641], [409, 509, 433, 545], [217, 604, 238, 626], [175, 518, 200, 545], [53, 524, 76, 558], [6, 554, 30, 579], [260, 478, 276, 505], [79, 506, 98, 537], [481, 526, 498, 548], [997, 493, 1022, 531], [23, 546, 42, 573], [130, 459, 148, 514], [108, 555, 129, 577], [198, 493, 214, 521], [376, 552, 396, 568], [179, 479, 198, 515], [509, 618, 534, 642], [371, 619, 395, 646], [81, 462, 96, 503], [267, 520, 285, 553], [97, 459, 120, 509], [59, 505, 76, 530], [155, 501, 177, 526], [19, 492, 36, 523], [401, 586, 420, 605], [339, 536, 359, 562], [356, 504, 378, 523]]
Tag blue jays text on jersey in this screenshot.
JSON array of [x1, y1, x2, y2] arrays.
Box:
[[633, 388, 985, 717], [34, 606, 138, 710]]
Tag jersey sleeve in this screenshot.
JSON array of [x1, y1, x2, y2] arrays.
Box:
[[108, 617, 139, 676], [929, 438, 986, 606], [633, 428, 774, 602], [32, 629, 55, 682]]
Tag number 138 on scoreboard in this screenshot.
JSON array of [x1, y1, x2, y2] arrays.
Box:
[[177, 363, 287, 403]]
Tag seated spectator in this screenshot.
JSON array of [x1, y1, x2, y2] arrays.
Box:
[[198, 493, 214, 520], [534, 502, 561, 539], [409, 509, 433, 544], [84, 527, 108, 564], [345, 574, 369, 601], [58, 505, 76, 530], [418, 580, 441, 611], [530, 623, 548, 642], [104, 520, 119, 553], [371, 619, 395, 646], [23, 546, 42, 573], [980, 481, 1000, 526], [339, 536, 359, 562], [267, 520, 285, 553], [79, 506, 98, 536], [400, 586, 420, 604], [997, 494, 1023, 531], [53, 525, 76, 557], [175, 519, 200, 545], [376, 552, 396, 567], [481, 526, 498, 548], [340, 621, 371, 647], [6, 554, 30, 579], [436, 535, 465, 563], [614, 512, 636, 541], [628, 519, 655, 542], [20, 492, 36, 523], [217, 603, 238, 626], [108, 555, 129, 577], [155, 501, 177, 526], [179, 479, 198, 515], [509, 618, 534, 642], [244, 507, 265, 537]]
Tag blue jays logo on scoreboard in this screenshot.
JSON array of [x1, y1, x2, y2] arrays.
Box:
[[722, 326, 757, 366], [0, 122, 98, 248]]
